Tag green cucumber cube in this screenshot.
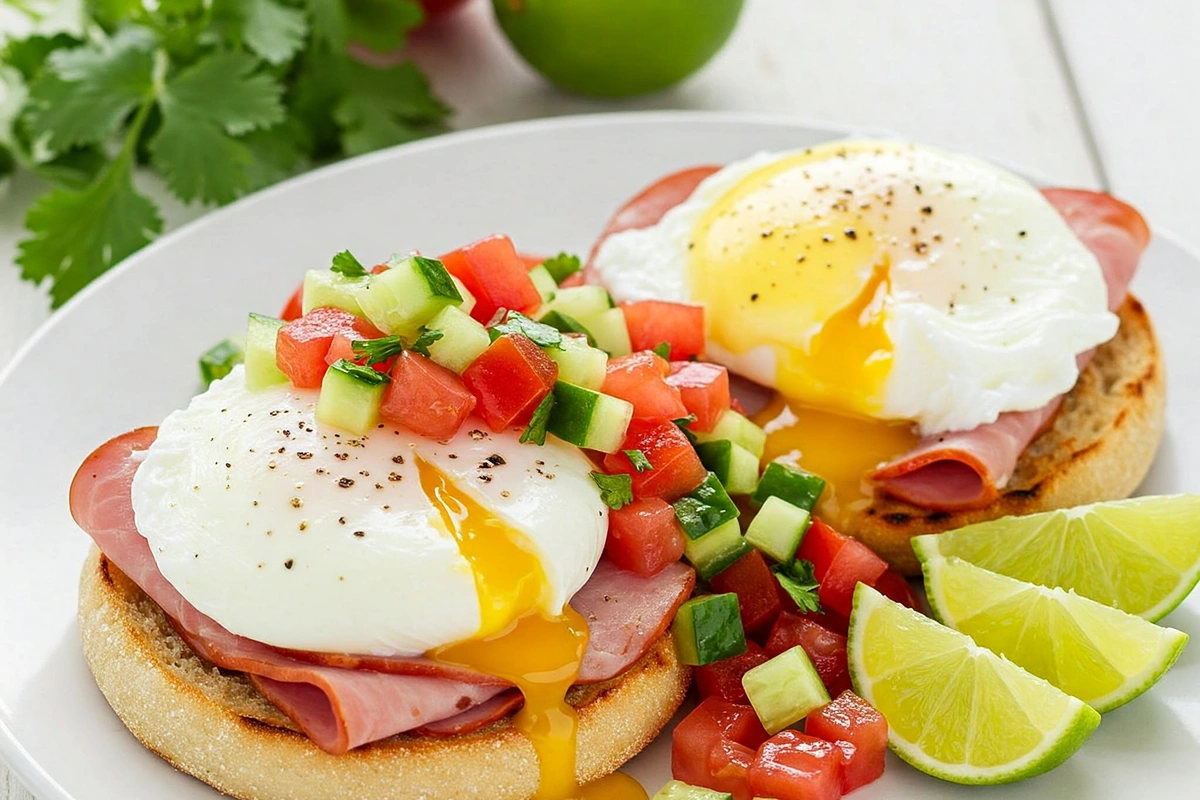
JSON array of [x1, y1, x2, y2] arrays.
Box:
[[200, 337, 244, 386], [244, 313, 288, 390], [302, 269, 369, 316], [742, 645, 831, 734], [315, 359, 390, 435], [541, 285, 612, 321], [695, 440, 760, 496], [547, 382, 633, 453], [528, 264, 558, 304], [696, 410, 767, 459], [674, 472, 741, 540], [450, 275, 477, 317], [752, 462, 826, 513], [745, 496, 811, 564], [546, 335, 608, 390], [538, 310, 596, 346], [684, 518, 750, 580], [587, 306, 633, 357], [424, 305, 491, 374], [653, 782, 733, 800], [672, 593, 747, 667], [354, 255, 462, 335]]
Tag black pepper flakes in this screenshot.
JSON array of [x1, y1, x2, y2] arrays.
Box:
[[297, 452, 313, 460], [750, 293, 760, 302], [844, 228, 857, 240], [392, 455, 406, 464], [487, 454, 506, 466], [353, 531, 366, 538], [338, 477, 355, 488], [284, 559, 294, 570], [388, 472, 402, 482], [290, 497, 303, 508]]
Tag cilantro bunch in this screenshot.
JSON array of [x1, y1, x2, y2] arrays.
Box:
[[0, 0, 450, 308]]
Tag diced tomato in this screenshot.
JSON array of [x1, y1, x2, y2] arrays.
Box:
[[749, 730, 844, 800], [601, 352, 688, 422], [621, 300, 706, 361], [709, 550, 784, 638], [666, 361, 730, 432], [461, 334, 558, 432], [602, 419, 707, 501], [604, 497, 686, 577], [672, 698, 768, 799], [323, 333, 393, 373], [806, 691, 888, 793], [763, 612, 851, 698], [440, 235, 541, 324], [281, 281, 304, 321], [818, 538, 889, 619], [874, 569, 919, 610], [796, 518, 848, 582], [695, 641, 771, 704], [380, 351, 476, 439], [276, 307, 383, 389], [371, 263, 390, 275]]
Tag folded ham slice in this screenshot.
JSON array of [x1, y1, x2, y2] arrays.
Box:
[[70, 427, 694, 753]]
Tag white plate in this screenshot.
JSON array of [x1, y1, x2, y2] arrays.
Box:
[[2, 112, 1198, 800]]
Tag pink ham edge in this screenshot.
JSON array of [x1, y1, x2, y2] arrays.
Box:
[[871, 189, 1150, 509]]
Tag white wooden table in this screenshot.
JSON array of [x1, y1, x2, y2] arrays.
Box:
[[1, 0, 1196, 796]]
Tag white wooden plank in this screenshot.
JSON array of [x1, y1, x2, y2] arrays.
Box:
[[1050, 0, 1200, 243]]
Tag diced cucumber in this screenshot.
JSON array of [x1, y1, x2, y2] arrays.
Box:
[[587, 306, 633, 357], [546, 334, 607, 390], [672, 592, 747, 667], [200, 337, 244, 386], [540, 285, 612, 321], [424, 305, 491, 374], [674, 472, 741, 539], [752, 462, 826, 513], [684, 518, 751, 581], [745, 496, 811, 564], [547, 382, 633, 453], [450, 275, 477, 317], [538, 310, 596, 346], [742, 645, 831, 734], [302, 269, 369, 316], [354, 255, 462, 334], [695, 410, 767, 459], [652, 781, 733, 800], [695, 440, 760, 495], [528, 264, 558, 304], [315, 359, 390, 435], [244, 313, 288, 390]]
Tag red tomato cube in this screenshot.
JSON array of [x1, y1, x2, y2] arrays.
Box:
[[695, 641, 771, 705], [280, 281, 304, 321], [709, 550, 785, 638], [602, 419, 707, 501], [666, 361, 731, 432], [796, 518, 849, 582], [601, 352, 689, 422], [621, 300, 706, 360], [806, 691, 888, 793], [461, 334, 558, 432], [672, 698, 769, 798], [873, 569, 920, 610], [763, 612, 851, 698], [604, 497, 686, 577], [276, 307, 383, 389], [818, 539, 890, 619], [440, 235, 541, 324], [708, 741, 756, 800], [750, 731, 845, 800], [381, 351, 476, 440]]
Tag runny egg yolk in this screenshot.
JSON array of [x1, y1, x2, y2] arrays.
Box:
[[690, 142, 920, 525], [417, 459, 647, 800]]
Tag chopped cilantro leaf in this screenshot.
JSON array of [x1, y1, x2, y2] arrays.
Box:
[[408, 327, 444, 358], [773, 560, 822, 614], [352, 335, 404, 365], [653, 341, 671, 360], [330, 358, 391, 385], [520, 394, 555, 446], [673, 415, 699, 444], [332, 249, 369, 278], [491, 311, 564, 350], [590, 472, 634, 510], [623, 449, 654, 473], [541, 252, 582, 284]]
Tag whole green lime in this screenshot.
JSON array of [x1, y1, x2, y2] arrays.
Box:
[[491, 0, 744, 97]]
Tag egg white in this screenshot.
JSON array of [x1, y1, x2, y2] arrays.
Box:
[[594, 142, 1119, 434], [131, 366, 607, 656]]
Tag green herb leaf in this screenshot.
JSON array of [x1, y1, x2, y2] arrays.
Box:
[[332, 249, 369, 278], [772, 560, 822, 614], [408, 327, 444, 358], [541, 252, 582, 284], [331, 358, 391, 385], [352, 335, 404, 365], [212, 0, 309, 66], [673, 415, 699, 444], [303, 0, 348, 48], [590, 471, 634, 510], [491, 311, 564, 350], [653, 342, 671, 360], [200, 337, 245, 385], [2, 33, 83, 82], [520, 394, 555, 446], [345, 0, 423, 54], [623, 449, 654, 473], [23, 26, 156, 154], [334, 61, 450, 157]]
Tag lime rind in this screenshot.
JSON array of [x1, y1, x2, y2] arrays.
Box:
[[848, 584, 1101, 785], [923, 556, 1189, 714], [910, 495, 1200, 622]]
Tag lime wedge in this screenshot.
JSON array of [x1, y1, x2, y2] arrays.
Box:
[[924, 556, 1188, 713], [911, 495, 1200, 621], [848, 584, 1101, 785]]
